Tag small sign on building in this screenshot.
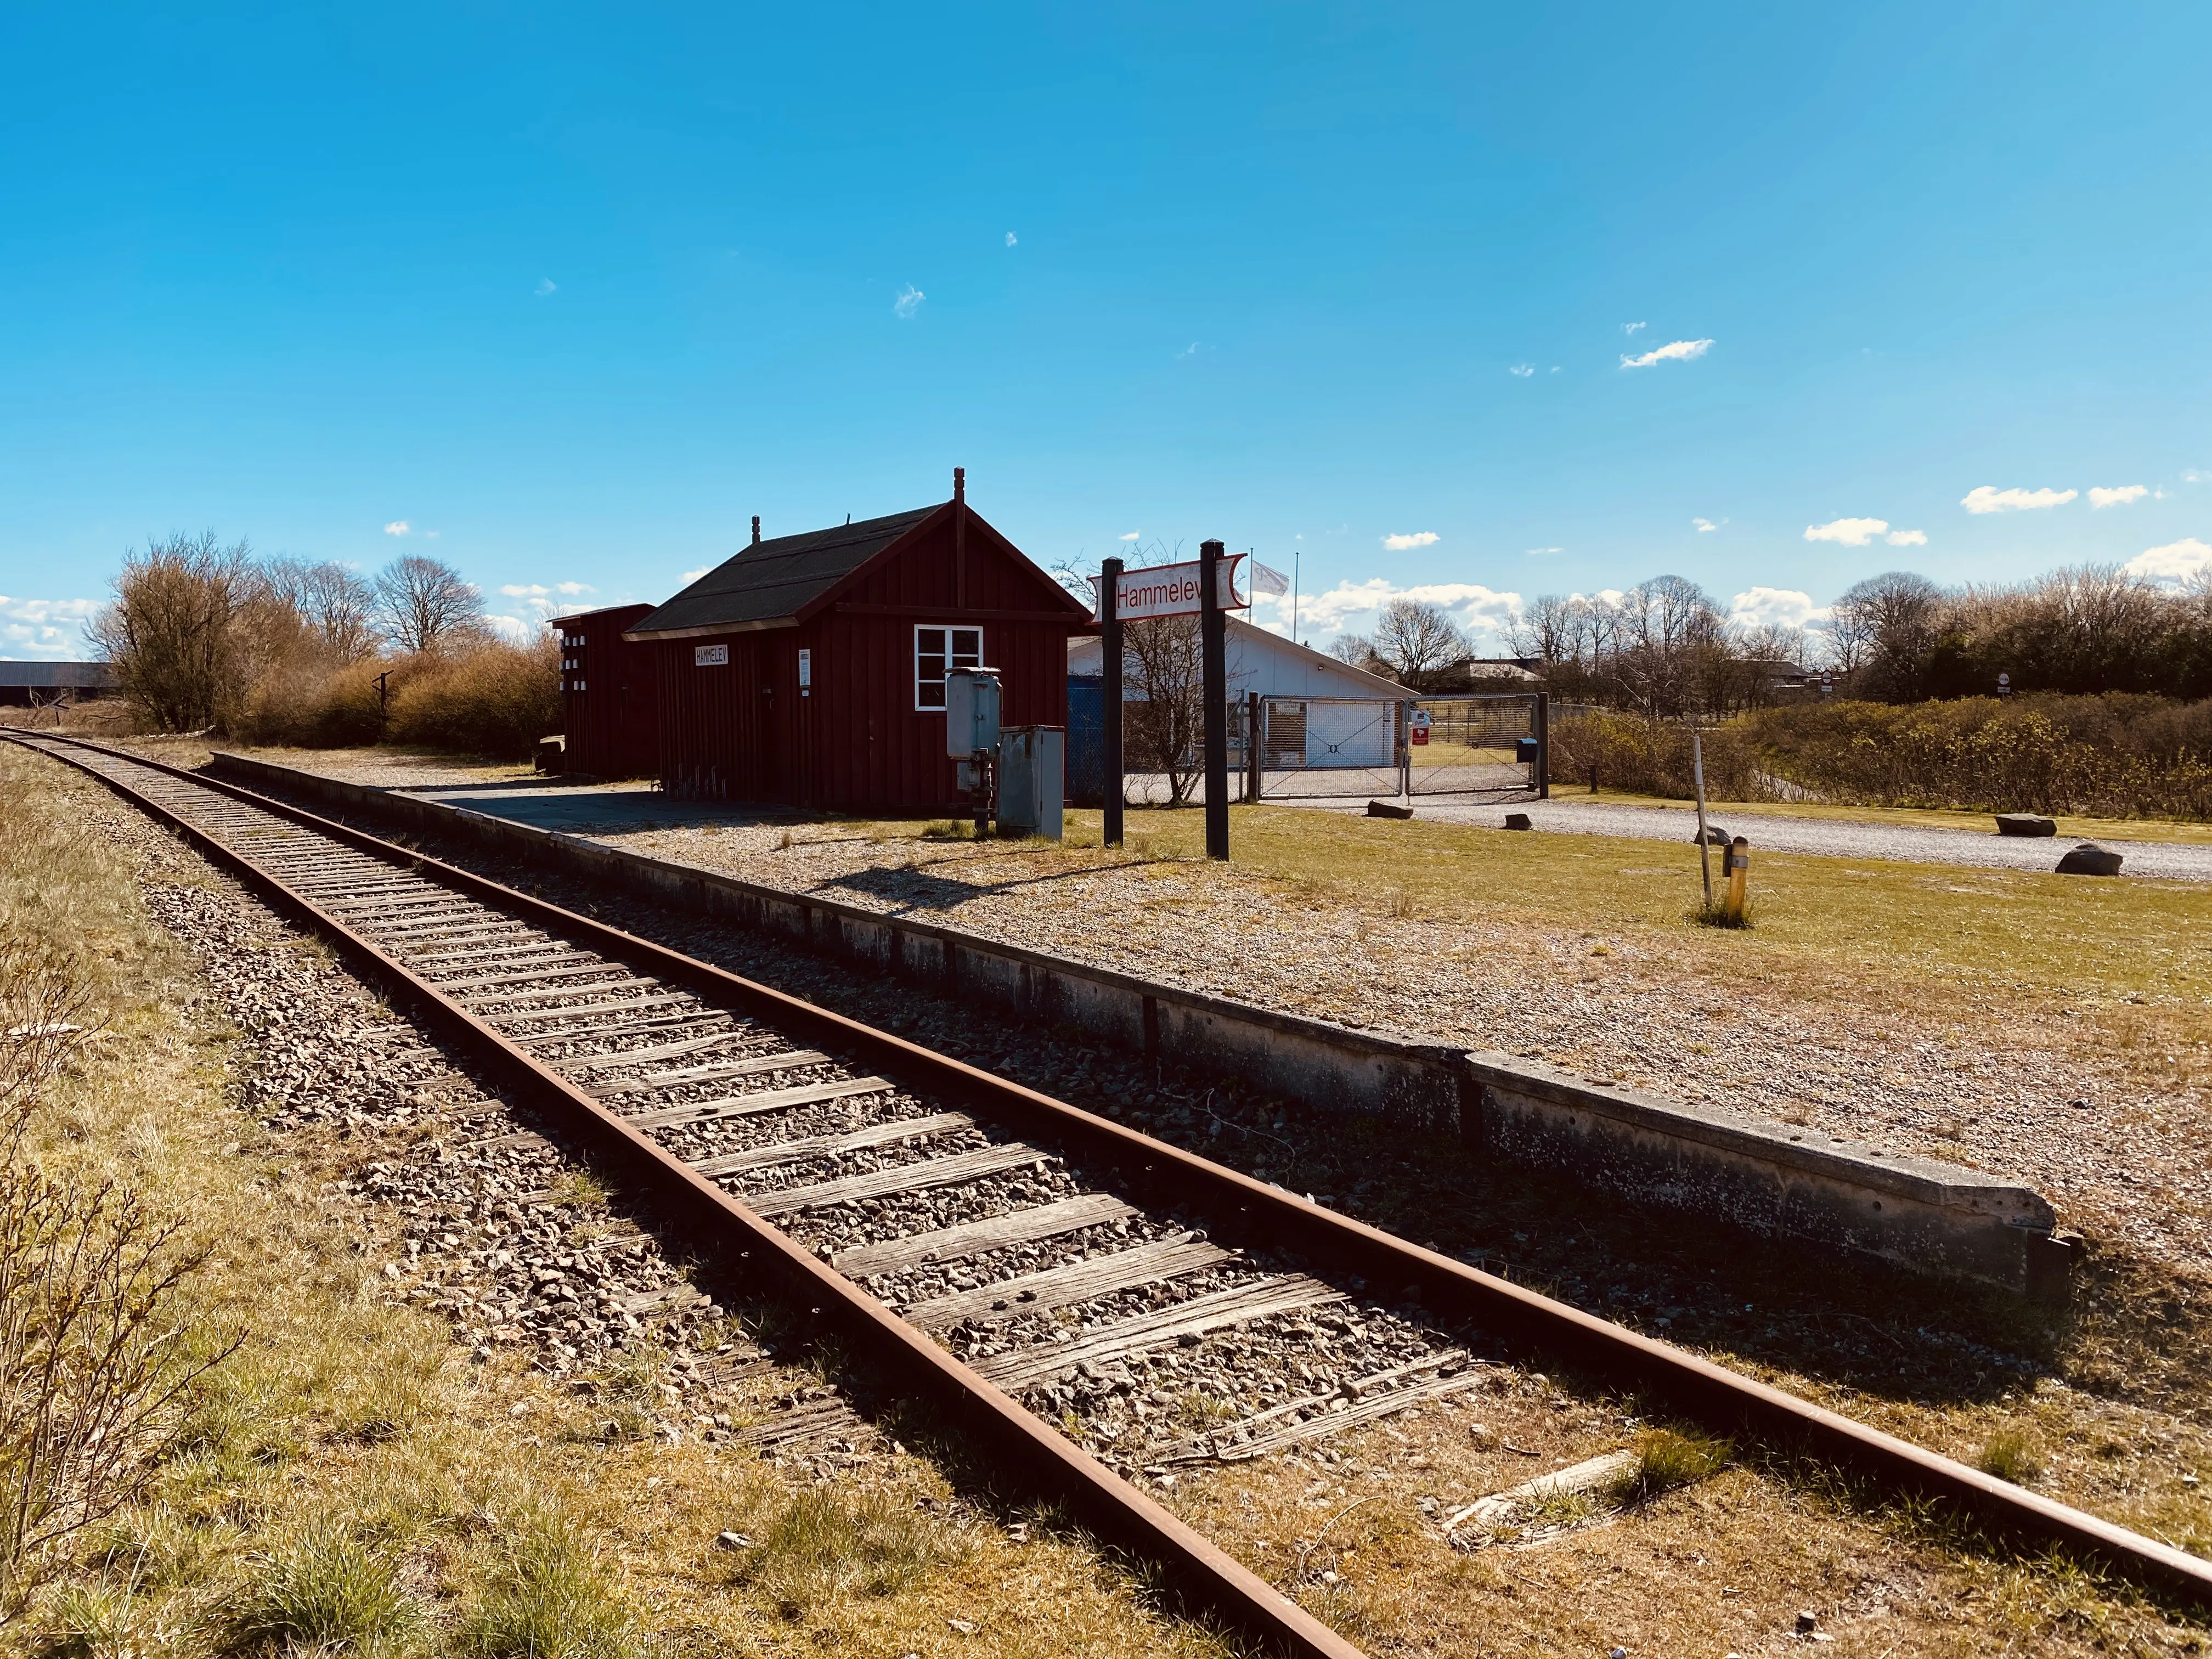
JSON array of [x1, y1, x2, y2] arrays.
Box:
[[798, 648, 812, 694], [695, 644, 729, 667]]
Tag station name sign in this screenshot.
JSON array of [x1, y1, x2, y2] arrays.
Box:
[[695, 644, 729, 667], [1091, 554, 1248, 623]]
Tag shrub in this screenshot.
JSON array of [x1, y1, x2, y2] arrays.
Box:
[[0, 946, 232, 1622], [386, 639, 560, 760], [1745, 695, 2212, 818], [234, 656, 392, 749], [1547, 709, 1773, 801]]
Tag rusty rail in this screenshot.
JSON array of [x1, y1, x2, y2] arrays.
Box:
[[12, 729, 2211, 1628]]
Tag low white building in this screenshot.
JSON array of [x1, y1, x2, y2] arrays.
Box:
[[1068, 617, 1407, 701]]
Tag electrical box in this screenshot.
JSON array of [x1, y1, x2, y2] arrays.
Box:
[[996, 725, 1064, 841], [945, 667, 1002, 758]]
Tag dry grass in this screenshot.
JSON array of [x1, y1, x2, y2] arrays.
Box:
[[0, 744, 1218, 1659], [1167, 1389, 2194, 1658]]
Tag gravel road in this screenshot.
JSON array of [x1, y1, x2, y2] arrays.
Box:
[[1365, 797, 2212, 881]]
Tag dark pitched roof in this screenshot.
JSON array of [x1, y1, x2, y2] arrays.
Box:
[[0, 660, 114, 689], [627, 506, 940, 637]]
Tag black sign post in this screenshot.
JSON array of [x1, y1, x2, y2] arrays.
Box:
[[1200, 539, 1230, 861], [1100, 555, 1125, 849]]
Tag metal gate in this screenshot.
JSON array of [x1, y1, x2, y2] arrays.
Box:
[[1253, 693, 1542, 801], [1407, 695, 1544, 798]]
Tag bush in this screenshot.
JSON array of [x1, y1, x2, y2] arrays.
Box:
[[232, 654, 391, 749], [1547, 709, 1774, 801], [386, 639, 560, 760], [1745, 695, 2212, 818]]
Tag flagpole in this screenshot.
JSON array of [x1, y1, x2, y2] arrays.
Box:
[[1292, 550, 1301, 645]]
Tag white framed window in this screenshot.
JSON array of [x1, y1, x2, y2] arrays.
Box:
[[915, 625, 983, 710]]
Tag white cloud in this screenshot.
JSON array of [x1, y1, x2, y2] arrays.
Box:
[[534, 278, 557, 297], [383, 520, 410, 537], [1961, 485, 2076, 514], [1884, 528, 1928, 546], [2124, 538, 2212, 584], [0, 595, 102, 659], [484, 614, 535, 644], [2089, 484, 2149, 509], [1549, 365, 1561, 373], [1005, 231, 1017, 247], [1729, 587, 1831, 631], [1175, 341, 1200, 359], [1525, 546, 1563, 556], [1118, 531, 1140, 541], [893, 284, 925, 319], [1381, 531, 1440, 550], [498, 582, 596, 620], [1508, 363, 1534, 378], [2185, 467, 2209, 484], [1691, 517, 1721, 533], [1276, 578, 1523, 650], [1623, 321, 1646, 335], [1621, 337, 1712, 369], [681, 566, 710, 583], [1804, 517, 1890, 547]]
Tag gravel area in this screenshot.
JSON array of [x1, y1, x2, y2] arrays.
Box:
[[1380, 797, 2212, 881], [520, 814, 2211, 1274]]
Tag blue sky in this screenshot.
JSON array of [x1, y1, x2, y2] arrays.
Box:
[[3, 2, 2208, 658]]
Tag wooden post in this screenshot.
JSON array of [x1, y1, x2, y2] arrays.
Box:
[[1724, 835, 1750, 921], [1692, 728, 1713, 910], [1200, 540, 1229, 860], [1101, 556, 1125, 849]]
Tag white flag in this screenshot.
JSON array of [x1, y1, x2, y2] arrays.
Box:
[[1250, 560, 1290, 596]]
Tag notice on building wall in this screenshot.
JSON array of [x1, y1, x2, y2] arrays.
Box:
[[798, 648, 811, 687], [695, 644, 729, 667]]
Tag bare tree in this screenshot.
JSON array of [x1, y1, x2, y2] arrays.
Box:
[[1369, 599, 1472, 691], [1327, 632, 1384, 674], [87, 532, 258, 731], [373, 555, 485, 654], [1831, 571, 1942, 701], [267, 559, 378, 661], [1120, 613, 1209, 805]]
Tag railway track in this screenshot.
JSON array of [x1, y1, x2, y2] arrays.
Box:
[[10, 729, 2210, 1652]]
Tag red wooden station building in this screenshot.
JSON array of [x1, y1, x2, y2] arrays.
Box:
[[551, 471, 1087, 812]]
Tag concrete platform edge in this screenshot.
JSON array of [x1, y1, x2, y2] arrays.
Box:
[[204, 752, 2067, 1301]]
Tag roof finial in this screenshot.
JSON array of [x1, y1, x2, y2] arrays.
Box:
[[953, 466, 965, 504], [751, 515, 760, 545]]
